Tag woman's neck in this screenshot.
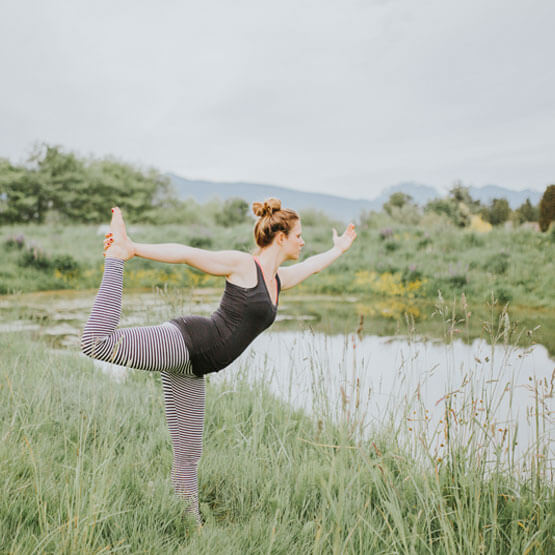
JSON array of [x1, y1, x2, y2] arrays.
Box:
[[255, 246, 286, 277]]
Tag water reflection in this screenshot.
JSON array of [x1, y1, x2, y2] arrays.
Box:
[[1, 288, 552, 467]]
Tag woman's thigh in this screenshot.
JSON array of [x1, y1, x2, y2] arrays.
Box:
[[83, 321, 193, 374]]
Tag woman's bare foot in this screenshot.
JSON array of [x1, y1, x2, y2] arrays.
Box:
[[103, 207, 136, 260]]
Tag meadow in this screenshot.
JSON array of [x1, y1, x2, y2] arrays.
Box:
[[1, 320, 553, 553], [0, 216, 553, 309]]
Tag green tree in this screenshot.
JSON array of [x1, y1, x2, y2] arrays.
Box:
[[486, 198, 511, 226], [514, 198, 538, 224], [383, 192, 413, 215], [215, 197, 250, 227], [538, 184, 555, 232], [0, 143, 172, 224], [0, 158, 46, 223], [30, 144, 88, 221], [424, 184, 482, 227]]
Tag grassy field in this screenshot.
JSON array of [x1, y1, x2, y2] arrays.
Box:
[[1, 221, 554, 311], [1, 331, 552, 554]]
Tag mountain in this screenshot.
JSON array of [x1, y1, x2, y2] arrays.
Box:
[[167, 174, 380, 223], [167, 173, 545, 221], [371, 182, 440, 207], [467, 185, 542, 209]]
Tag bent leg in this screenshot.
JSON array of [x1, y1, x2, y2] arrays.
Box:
[[161, 371, 205, 521], [81, 257, 192, 374]]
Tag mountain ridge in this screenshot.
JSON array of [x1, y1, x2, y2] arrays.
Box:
[[167, 173, 544, 222]]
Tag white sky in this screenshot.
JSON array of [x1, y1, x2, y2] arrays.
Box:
[[1, 0, 553, 199]]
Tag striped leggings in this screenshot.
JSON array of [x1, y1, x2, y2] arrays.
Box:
[[81, 258, 204, 521]]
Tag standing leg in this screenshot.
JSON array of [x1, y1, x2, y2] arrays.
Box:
[[161, 371, 205, 522]]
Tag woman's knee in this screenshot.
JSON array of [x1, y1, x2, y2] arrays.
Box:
[[80, 331, 110, 360]]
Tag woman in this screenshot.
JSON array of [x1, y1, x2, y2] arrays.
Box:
[[81, 198, 356, 523]]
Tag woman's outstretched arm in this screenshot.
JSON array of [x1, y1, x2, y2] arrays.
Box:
[[132, 242, 248, 276], [278, 223, 357, 290], [104, 207, 248, 276]]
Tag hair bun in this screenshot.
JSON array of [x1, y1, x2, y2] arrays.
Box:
[[252, 197, 281, 218]]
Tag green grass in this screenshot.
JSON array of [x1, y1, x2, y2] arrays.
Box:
[[1, 222, 554, 311], [1, 331, 553, 554]]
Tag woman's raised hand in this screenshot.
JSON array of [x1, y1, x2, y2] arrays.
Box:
[[103, 207, 136, 260], [332, 223, 357, 253]]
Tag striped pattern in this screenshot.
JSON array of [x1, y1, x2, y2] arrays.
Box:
[[161, 371, 205, 519], [81, 257, 205, 522]]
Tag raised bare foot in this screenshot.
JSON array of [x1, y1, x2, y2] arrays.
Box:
[[103, 207, 136, 260]]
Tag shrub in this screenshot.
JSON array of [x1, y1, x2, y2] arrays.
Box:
[[446, 263, 469, 288], [189, 235, 213, 249], [402, 265, 423, 284], [18, 245, 52, 270], [4, 234, 26, 250], [215, 198, 250, 227], [379, 228, 394, 240], [417, 234, 432, 249], [463, 233, 485, 248], [493, 286, 513, 304], [52, 254, 80, 273], [483, 252, 510, 275], [384, 241, 399, 252]]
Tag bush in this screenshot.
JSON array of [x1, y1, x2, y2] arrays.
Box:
[[384, 241, 399, 252], [417, 234, 432, 249], [52, 254, 80, 273], [483, 252, 510, 275], [463, 233, 485, 248], [402, 265, 423, 284], [379, 228, 394, 240], [215, 198, 250, 227], [4, 234, 26, 250], [493, 286, 513, 304], [189, 235, 213, 249], [446, 263, 469, 288], [18, 245, 52, 270]]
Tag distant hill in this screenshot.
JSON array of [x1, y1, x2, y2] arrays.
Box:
[[372, 182, 439, 207], [167, 173, 544, 222], [167, 174, 380, 223], [467, 185, 542, 209]]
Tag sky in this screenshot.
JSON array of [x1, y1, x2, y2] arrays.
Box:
[[1, 0, 553, 200]]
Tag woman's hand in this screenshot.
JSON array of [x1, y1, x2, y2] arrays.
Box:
[[332, 223, 357, 253]]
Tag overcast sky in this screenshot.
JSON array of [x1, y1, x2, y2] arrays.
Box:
[[1, 0, 553, 199]]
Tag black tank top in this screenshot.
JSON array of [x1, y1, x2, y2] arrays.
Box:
[[170, 257, 280, 376]]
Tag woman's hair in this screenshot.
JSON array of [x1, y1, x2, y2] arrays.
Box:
[[252, 197, 299, 248]]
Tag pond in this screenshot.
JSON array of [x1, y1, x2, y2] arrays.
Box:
[[1, 287, 553, 470]]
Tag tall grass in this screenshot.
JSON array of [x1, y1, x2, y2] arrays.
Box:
[[1, 315, 553, 553]]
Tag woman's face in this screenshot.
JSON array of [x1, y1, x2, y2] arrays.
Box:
[[281, 219, 304, 260]]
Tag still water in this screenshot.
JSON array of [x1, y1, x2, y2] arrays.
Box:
[[1, 288, 553, 468]]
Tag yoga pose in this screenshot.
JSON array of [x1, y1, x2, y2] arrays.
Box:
[[81, 198, 357, 523]]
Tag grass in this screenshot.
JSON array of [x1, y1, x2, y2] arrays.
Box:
[[0, 222, 554, 311], [1, 320, 553, 553]]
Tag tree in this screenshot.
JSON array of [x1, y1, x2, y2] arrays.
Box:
[[486, 198, 511, 226], [514, 198, 538, 224], [383, 192, 414, 215], [0, 158, 45, 223], [449, 183, 482, 213], [539, 185, 555, 232], [0, 143, 172, 224], [215, 197, 250, 227], [424, 184, 482, 227]]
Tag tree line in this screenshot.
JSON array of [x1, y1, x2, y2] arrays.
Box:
[[1, 144, 554, 231], [379, 183, 554, 231]]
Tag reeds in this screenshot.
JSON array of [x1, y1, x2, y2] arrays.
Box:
[[0, 295, 553, 553]]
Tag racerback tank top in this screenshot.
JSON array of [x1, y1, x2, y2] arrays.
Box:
[[170, 256, 280, 376]]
